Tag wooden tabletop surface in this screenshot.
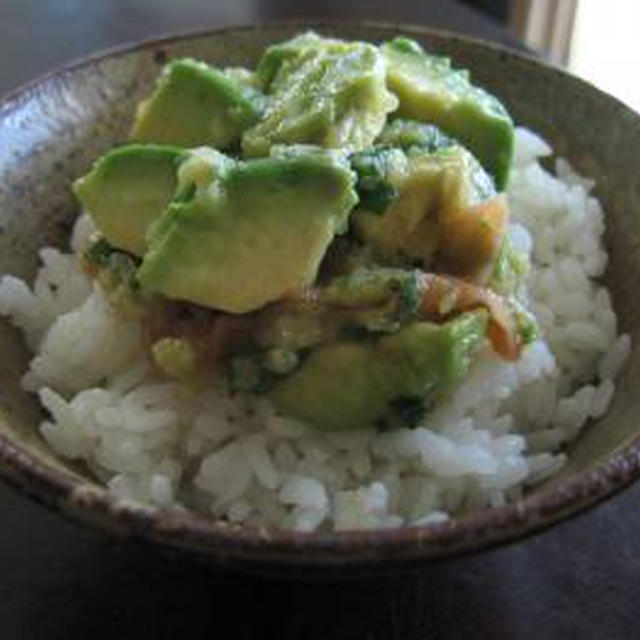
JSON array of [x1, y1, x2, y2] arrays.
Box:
[[1, 1, 639, 638]]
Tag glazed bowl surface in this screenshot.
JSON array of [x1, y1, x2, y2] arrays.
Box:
[[1, 21, 639, 574]]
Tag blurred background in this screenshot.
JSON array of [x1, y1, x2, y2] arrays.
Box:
[[3, 0, 639, 111], [507, 0, 640, 113]]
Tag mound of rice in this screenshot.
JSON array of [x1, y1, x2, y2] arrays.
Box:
[[0, 128, 631, 532]]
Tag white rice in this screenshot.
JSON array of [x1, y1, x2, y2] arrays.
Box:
[[0, 128, 631, 532]]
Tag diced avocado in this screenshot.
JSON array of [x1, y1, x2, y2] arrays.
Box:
[[273, 341, 376, 429], [174, 147, 235, 196], [376, 119, 455, 152], [131, 58, 264, 149], [137, 151, 358, 313], [271, 310, 488, 431], [223, 66, 262, 91], [255, 31, 326, 89], [255, 268, 421, 353], [381, 38, 514, 189], [354, 145, 496, 270], [489, 236, 529, 296], [318, 268, 421, 333], [73, 145, 185, 255], [489, 238, 539, 345], [243, 33, 398, 157]]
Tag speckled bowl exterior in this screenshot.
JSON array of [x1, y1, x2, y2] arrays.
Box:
[[1, 22, 639, 575]]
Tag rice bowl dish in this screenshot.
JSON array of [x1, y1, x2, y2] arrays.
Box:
[[0, 32, 630, 534]]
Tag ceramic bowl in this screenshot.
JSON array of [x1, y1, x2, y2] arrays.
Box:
[[1, 22, 639, 575]]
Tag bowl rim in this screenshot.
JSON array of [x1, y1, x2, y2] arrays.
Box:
[[1, 19, 639, 571]]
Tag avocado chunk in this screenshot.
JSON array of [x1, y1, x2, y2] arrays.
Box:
[[489, 237, 539, 346], [131, 58, 264, 149], [137, 150, 358, 313], [255, 31, 323, 90], [242, 32, 398, 157], [270, 310, 488, 431], [255, 267, 421, 355], [318, 268, 421, 333], [489, 236, 529, 297], [73, 144, 185, 255], [223, 66, 262, 92], [353, 145, 499, 274], [381, 37, 514, 189], [376, 119, 455, 152]]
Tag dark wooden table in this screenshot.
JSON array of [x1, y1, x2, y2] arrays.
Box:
[[1, 1, 639, 638]]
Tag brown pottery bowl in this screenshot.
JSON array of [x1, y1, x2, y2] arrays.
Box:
[[1, 22, 639, 575]]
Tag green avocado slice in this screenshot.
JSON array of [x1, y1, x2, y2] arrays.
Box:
[[131, 58, 264, 150], [243, 32, 398, 157], [381, 37, 514, 189], [255, 31, 324, 90], [73, 144, 185, 256], [375, 118, 455, 152], [353, 145, 497, 273], [270, 310, 489, 431], [137, 151, 358, 313]]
